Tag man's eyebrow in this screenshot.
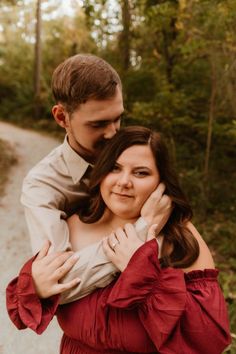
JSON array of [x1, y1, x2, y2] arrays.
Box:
[[87, 120, 111, 124], [86, 115, 123, 125]]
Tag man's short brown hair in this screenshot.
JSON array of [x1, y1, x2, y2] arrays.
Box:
[[52, 54, 122, 114]]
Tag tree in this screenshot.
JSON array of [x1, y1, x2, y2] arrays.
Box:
[[34, 0, 42, 119], [0, 0, 96, 120], [118, 0, 131, 71]]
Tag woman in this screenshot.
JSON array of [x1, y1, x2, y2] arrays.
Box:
[[6, 126, 231, 353]]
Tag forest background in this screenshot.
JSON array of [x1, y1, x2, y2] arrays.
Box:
[[0, 0, 235, 352]]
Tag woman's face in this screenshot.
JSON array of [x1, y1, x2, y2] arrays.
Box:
[[100, 144, 160, 220]]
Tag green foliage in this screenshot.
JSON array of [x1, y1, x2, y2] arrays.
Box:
[[0, 0, 96, 121], [122, 69, 157, 107], [197, 216, 236, 352], [0, 0, 235, 346]]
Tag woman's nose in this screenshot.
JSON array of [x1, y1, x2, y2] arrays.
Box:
[[117, 172, 132, 187]]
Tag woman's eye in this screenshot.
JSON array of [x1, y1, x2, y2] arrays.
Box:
[[111, 165, 120, 173], [134, 171, 149, 177]]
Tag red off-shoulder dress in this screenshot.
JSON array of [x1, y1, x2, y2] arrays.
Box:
[[6, 240, 231, 354]]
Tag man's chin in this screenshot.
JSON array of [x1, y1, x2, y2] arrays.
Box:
[[84, 145, 105, 163], [91, 148, 103, 162], [78, 141, 109, 163], [95, 139, 110, 151]]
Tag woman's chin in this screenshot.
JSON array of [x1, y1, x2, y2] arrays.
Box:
[[111, 210, 139, 222]]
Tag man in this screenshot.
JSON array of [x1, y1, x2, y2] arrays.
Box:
[[22, 54, 124, 253], [21, 54, 171, 301]]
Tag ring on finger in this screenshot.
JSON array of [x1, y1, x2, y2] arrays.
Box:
[[111, 240, 119, 251]]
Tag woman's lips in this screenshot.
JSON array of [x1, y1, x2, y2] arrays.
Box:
[[112, 192, 134, 198]]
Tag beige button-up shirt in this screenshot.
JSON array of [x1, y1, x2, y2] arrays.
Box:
[[21, 136, 149, 303], [21, 136, 90, 253]]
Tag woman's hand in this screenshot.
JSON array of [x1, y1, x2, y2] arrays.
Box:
[[103, 223, 157, 271], [31, 240, 80, 299], [140, 182, 172, 234]]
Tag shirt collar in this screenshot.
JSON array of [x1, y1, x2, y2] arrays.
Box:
[[62, 135, 91, 184]]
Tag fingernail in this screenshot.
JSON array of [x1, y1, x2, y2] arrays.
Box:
[[71, 254, 79, 260]]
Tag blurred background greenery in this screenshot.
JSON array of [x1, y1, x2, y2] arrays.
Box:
[[0, 0, 235, 351]]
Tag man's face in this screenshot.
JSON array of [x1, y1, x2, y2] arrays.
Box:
[[64, 86, 124, 162]]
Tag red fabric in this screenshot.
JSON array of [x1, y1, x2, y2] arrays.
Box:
[[6, 240, 231, 354], [6, 254, 60, 334]]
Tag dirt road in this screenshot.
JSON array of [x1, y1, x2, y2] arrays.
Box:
[[0, 121, 63, 354]]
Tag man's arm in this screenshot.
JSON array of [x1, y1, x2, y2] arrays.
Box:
[[21, 174, 118, 303], [21, 178, 71, 254], [24, 205, 71, 253], [22, 176, 171, 304]]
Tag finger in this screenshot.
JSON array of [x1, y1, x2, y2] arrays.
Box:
[[54, 254, 80, 280], [160, 194, 172, 208], [36, 240, 51, 260], [103, 237, 116, 259], [114, 227, 127, 242], [40, 250, 72, 266], [123, 223, 138, 239], [151, 182, 166, 200], [55, 277, 81, 295], [107, 232, 119, 249], [146, 224, 158, 241], [49, 251, 74, 270]]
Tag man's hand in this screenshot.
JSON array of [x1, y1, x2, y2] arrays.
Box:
[[140, 182, 172, 235], [103, 223, 157, 271], [31, 240, 80, 299]]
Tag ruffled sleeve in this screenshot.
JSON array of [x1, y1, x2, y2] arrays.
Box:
[[107, 240, 187, 349], [6, 256, 60, 335], [107, 239, 231, 353], [107, 239, 186, 308], [177, 269, 232, 353]]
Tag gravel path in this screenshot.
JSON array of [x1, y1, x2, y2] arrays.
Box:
[[0, 121, 63, 354]]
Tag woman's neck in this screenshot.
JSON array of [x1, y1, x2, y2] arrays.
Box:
[[99, 208, 138, 232]]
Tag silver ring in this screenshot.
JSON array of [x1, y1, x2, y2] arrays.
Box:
[[111, 240, 119, 251]]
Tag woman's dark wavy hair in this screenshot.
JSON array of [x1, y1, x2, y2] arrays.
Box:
[[78, 126, 199, 268]]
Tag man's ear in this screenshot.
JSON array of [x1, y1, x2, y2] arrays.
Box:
[[52, 104, 69, 128]]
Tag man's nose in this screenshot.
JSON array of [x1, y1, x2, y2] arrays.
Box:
[[103, 121, 120, 139]]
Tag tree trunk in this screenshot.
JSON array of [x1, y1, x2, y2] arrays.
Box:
[[34, 0, 42, 119], [119, 0, 131, 71], [162, 17, 178, 86], [204, 58, 217, 199]]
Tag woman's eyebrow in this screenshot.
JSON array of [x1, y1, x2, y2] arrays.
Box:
[[115, 162, 152, 170]]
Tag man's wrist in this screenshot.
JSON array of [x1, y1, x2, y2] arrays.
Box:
[[135, 217, 148, 231], [134, 217, 149, 242]]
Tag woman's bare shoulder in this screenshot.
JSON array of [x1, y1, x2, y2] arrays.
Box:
[[67, 213, 107, 251], [67, 213, 95, 251], [67, 213, 83, 233], [183, 221, 215, 272], [67, 212, 88, 238]]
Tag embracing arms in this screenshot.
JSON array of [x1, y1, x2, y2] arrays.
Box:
[[22, 178, 171, 304], [7, 225, 231, 353]]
